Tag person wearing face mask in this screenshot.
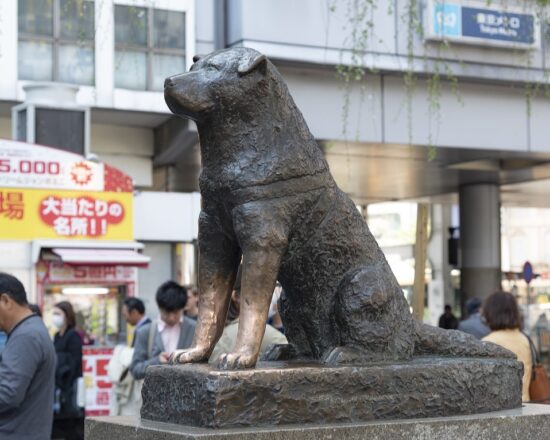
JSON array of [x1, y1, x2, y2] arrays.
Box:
[[51, 301, 84, 440], [0, 273, 56, 440], [130, 281, 196, 380]]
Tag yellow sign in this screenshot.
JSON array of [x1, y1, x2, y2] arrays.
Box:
[[0, 188, 133, 241]]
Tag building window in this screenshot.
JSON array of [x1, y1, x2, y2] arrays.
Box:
[[18, 0, 95, 85], [114, 5, 186, 91]]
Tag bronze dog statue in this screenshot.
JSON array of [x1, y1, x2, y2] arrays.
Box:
[[164, 48, 511, 370]]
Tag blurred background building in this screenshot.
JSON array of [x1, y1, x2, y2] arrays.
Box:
[[2, 0, 550, 409]]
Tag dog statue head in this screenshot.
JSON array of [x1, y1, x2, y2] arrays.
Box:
[[164, 48, 269, 122]]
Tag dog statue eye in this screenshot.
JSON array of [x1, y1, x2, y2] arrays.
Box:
[[207, 64, 220, 71]]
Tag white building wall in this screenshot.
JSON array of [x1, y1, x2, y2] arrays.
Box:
[[0, 0, 195, 114], [280, 65, 542, 153], [227, 0, 545, 81], [0, 241, 34, 302], [90, 123, 154, 186], [195, 0, 216, 54], [138, 242, 173, 320], [133, 192, 200, 242], [0, 0, 547, 154], [0, 1, 18, 101]]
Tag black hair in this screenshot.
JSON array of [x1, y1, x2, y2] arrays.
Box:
[[465, 298, 482, 316], [124, 297, 145, 315], [156, 281, 187, 312], [0, 273, 28, 306], [28, 304, 42, 317], [55, 301, 76, 328]]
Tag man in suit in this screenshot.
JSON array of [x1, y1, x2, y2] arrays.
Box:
[[130, 282, 196, 380], [122, 298, 151, 347]]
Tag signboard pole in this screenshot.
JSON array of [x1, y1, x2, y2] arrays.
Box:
[[413, 204, 429, 321], [523, 261, 534, 332]]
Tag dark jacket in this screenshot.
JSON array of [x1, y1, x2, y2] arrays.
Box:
[[131, 317, 151, 347], [458, 313, 490, 339], [0, 315, 56, 440], [53, 328, 83, 418]]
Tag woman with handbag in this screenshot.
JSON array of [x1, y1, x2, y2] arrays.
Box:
[[51, 301, 84, 440], [481, 291, 532, 402]]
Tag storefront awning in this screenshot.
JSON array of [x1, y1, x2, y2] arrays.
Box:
[[52, 248, 150, 268]]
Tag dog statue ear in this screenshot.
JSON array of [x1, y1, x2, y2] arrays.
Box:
[[237, 53, 267, 76], [192, 54, 203, 63]]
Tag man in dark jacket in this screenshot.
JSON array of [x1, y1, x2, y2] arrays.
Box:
[[131, 281, 195, 380], [0, 273, 56, 440], [122, 297, 151, 347], [438, 304, 459, 330]]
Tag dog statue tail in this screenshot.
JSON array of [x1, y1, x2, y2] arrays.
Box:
[[413, 322, 515, 359]]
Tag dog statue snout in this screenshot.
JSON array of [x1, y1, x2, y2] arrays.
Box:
[[164, 77, 175, 88]]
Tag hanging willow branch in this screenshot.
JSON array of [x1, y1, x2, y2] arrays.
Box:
[[331, 0, 550, 160]]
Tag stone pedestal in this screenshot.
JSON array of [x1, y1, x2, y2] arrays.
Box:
[[86, 405, 550, 440], [140, 357, 521, 428]]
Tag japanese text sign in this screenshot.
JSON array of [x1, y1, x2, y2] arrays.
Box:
[[83, 348, 114, 417], [426, 1, 539, 50], [0, 139, 133, 192], [0, 188, 133, 240]]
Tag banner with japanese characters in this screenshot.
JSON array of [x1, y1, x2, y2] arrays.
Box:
[[0, 188, 133, 240], [0, 139, 133, 192], [82, 347, 114, 417]]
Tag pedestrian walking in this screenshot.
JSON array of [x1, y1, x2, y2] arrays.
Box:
[[122, 297, 151, 347], [0, 273, 56, 440], [51, 301, 84, 440], [482, 291, 532, 402], [458, 298, 490, 339], [438, 304, 459, 330]]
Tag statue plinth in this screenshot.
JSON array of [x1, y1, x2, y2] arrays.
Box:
[[141, 357, 522, 428]]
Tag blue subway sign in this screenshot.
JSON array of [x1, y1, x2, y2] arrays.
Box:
[[427, 1, 540, 49]]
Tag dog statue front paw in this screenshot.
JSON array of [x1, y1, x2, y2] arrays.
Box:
[[217, 351, 258, 370], [170, 346, 210, 364]]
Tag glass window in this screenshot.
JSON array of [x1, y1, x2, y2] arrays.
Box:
[[58, 45, 94, 85], [115, 51, 147, 90], [115, 5, 148, 46], [152, 54, 185, 90], [18, 40, 53, 81], [18, 0, 95, 85], [115, 6, 186, 90], [60, 0, 95, 41], [17, 109, 27, 142], [154, 9, 185, 49], [18, 0, 53, 36]]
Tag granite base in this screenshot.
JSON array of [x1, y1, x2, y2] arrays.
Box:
[[140, 357, 522, 428], [86, 404, 550, 440]]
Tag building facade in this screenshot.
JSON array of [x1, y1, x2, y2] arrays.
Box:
[[1, 0, 550, 321]]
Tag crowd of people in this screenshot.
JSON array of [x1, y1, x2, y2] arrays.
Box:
[[0, 269, 544, 438], [0, 270, 286, 439], [109, 272, 287, 416]]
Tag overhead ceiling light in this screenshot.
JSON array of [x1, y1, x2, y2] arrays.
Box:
[[62, 287, 109, 295]]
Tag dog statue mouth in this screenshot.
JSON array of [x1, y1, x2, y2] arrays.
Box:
[[164, 89, 202, 122]]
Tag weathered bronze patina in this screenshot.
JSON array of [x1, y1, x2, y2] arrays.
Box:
[[141, 358, 522, 427], [164, 47, 512, 370]]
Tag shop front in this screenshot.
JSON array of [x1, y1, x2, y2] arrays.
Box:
[[0, 138, 149, 415]]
